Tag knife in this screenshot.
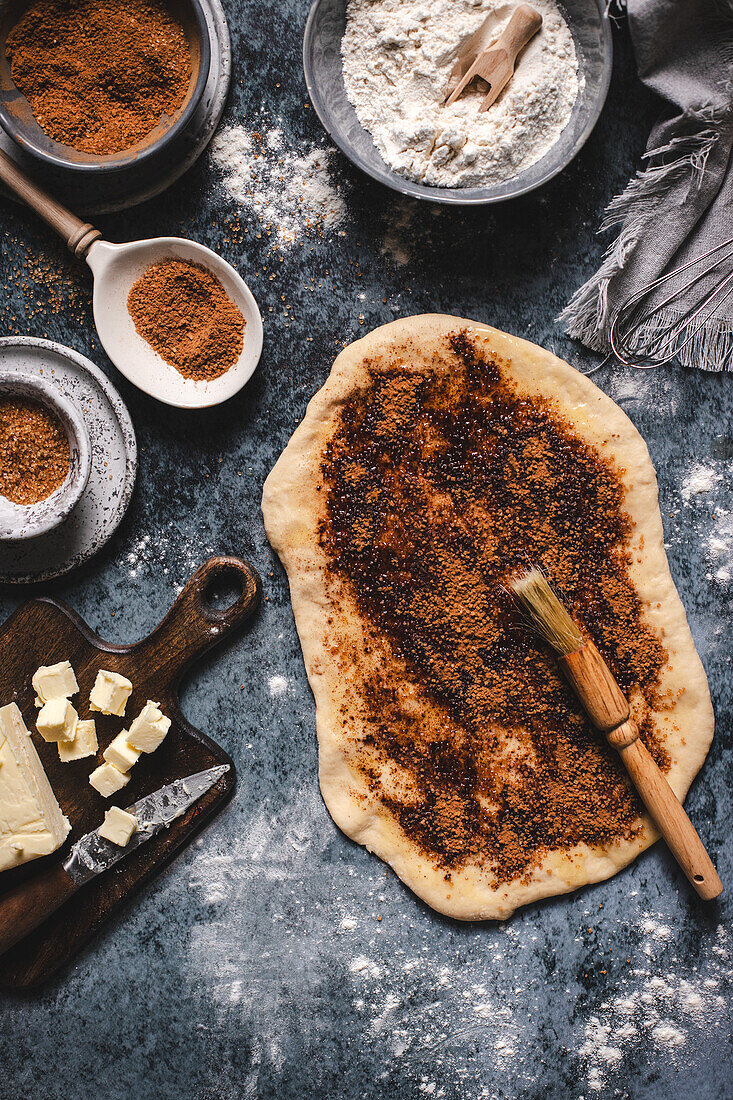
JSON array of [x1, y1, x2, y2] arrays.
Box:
[[0, 765, 229, 957]]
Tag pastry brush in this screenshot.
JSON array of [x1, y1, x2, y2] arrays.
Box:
[[509, 568, 722, 900]]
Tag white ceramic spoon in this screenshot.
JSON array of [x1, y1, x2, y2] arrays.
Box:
[[0, 150, 263, 409]]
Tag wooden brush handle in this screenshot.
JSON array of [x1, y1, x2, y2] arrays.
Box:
[[615, 728, 722, 899], [560, 643, 722, 901], [0, 149, 101, 257]]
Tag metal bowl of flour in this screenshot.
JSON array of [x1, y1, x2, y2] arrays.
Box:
[[303, 0, 612, 205]]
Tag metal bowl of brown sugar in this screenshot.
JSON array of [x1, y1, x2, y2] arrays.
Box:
[[0, 371, 92, 541], [0, 0, 211, 203]]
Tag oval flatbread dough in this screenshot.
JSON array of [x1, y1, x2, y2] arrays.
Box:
[[262, 316, 714, 920]]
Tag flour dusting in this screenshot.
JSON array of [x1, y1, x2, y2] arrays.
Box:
[[576, 920, 731, 1093], [211, 126, 347, 246], [341, 0, 579, 187], [681, 464, 721, 502], [125, 523, 214, 586], [268, 674, 288, 696]]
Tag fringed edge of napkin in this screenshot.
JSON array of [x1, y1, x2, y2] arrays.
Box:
[[558, 108, 732, 370]]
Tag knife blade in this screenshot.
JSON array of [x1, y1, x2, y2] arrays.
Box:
[[64, 765, 230, 885]]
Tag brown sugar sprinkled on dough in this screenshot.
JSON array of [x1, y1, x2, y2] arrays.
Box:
[[319, 331, 670, 884], [6, 0, 192, 156], [0, 397, 70, 504], [127, 259, 245, 381]]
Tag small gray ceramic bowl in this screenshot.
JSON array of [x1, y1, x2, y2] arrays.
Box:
[[303, 0, 612, 204], [0, 0, 211, 181], [0, 372, 92, 540]]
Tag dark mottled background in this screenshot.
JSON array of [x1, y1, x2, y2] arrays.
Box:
[[0, 5, 731, 1099]]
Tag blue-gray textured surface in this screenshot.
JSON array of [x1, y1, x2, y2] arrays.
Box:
[[0, 6, 731, 1100]]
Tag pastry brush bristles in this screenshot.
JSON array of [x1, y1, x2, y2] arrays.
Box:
[[509, 567, 584, 656]]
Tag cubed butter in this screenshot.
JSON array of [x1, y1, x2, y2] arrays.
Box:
[[103, 731, 141, 773], [98, 805, 137, 847], [89, 670, 132, 717], [36, 698, 78, 743], [32, 661, 79, 706], [89, 761, 129, 798], [127, 700, 171, 753], [58, 719, 98, 763]]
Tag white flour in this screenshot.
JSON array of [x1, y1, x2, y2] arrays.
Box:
[[577, 920, 732, 1093], [182, 790, 732, 1100], [680, 463, 722, 502], [341, 0, 579, 187], [210, 125, 347, 247]]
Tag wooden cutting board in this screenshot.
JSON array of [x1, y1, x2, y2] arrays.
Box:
[[0, 555, 260, 990]]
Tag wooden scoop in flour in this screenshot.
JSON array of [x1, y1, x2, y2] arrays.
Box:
[[444, 4, 543, 111]]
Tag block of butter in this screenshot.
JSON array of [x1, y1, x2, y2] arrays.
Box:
[[32, 660, 79, 706], [0, 703, 71, 873], [103, 731, 141, 773], [36, 698, 78, 743], [58, 719, 98, 763], [89, 761, 129, 798], [90, 670, 132, 717], [98, 805, 137, 847], [127, 700, 171, 753]]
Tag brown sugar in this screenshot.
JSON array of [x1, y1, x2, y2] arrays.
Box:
[[127, 259, 245, 381], [6, 0, 192, 156], [319, 331, 670, 884], [0, 396, 70, 504]]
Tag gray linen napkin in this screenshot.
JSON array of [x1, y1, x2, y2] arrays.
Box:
[[560, 0, 733, 371]]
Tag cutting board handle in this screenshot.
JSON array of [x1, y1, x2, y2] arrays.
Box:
[[133, 556, 261, 689]]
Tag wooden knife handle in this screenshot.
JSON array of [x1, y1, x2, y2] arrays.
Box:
[[0, 862, 79, 957]]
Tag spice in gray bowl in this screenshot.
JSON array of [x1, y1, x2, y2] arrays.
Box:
[[0, 372, 92, 540], [0, 0, 211, 180]]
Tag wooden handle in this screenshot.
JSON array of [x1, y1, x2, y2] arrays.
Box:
[[0, 149, 101, 257], [617, 729, 723, 900], [497, 4, 543, 63], [560, 643, 722, 900], [445, 4, 542, 108], [561, 642, 630, 731], [130, 556, 261, 689], [0, 862, 78, 957]]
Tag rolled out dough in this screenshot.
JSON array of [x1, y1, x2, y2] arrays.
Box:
[[262, 316, 714, 919]]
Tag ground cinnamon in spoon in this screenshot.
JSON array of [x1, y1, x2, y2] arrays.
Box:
[[127, 258, 245, 380], [6, 0, 192, 155], [0, 397, 70, 504]]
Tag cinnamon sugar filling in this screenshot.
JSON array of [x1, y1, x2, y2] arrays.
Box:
[[320, 332, 670, 884]]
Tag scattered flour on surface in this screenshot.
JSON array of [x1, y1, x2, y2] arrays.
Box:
[[211, 125, 347, 246], [125, 523, 214, 586], [182, 793, 730, 1100], [680, 464, 722, 502], [576, 919, 731, 1093], [705, 514, 733, 587], [341, 0, 579, 187], [268, 675, 288, 697]]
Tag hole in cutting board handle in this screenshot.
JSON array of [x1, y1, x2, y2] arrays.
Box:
[[203, 564, 245, 615]]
